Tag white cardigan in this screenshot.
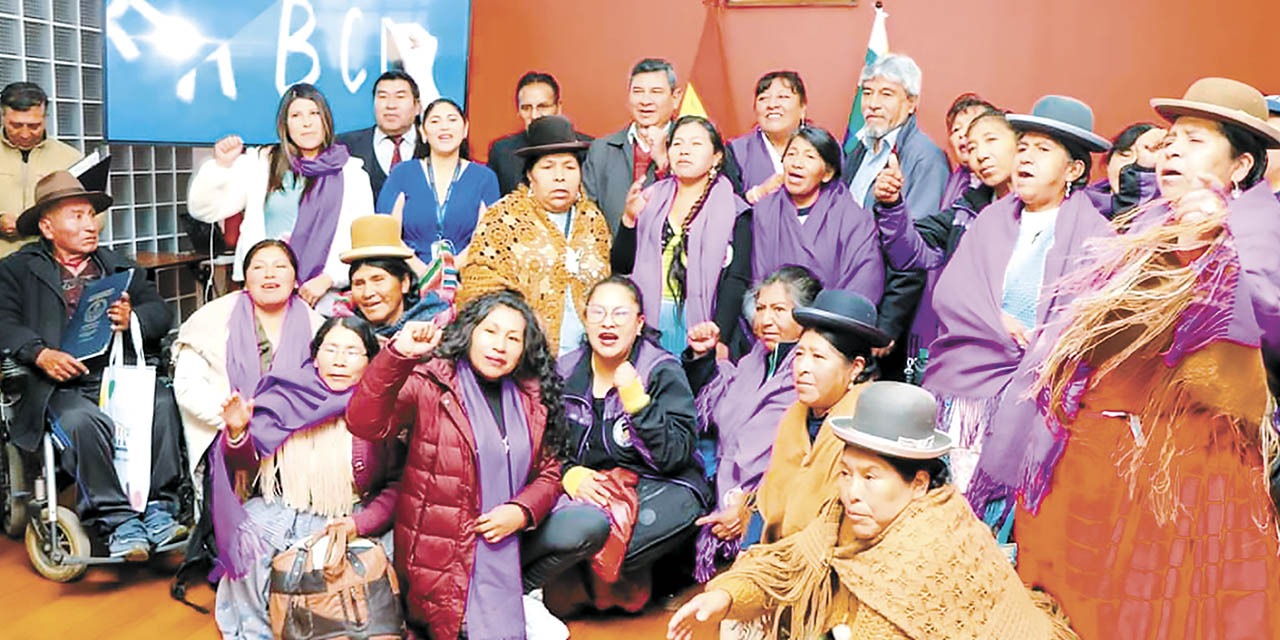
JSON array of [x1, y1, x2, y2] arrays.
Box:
[[187, 146, 373, 286]]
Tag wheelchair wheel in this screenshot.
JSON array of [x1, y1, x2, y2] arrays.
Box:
[[3, 443, 26, 538], [25, 505, 90, 582]]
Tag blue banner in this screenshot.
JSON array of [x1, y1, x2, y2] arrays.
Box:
[[104, 0, 471, 145]]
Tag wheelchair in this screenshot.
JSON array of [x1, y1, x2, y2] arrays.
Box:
[[0, 346, 193, 582]]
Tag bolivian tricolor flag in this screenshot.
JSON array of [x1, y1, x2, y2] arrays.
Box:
[[678, 6, 739, 135], [843, 3, 890, 153]]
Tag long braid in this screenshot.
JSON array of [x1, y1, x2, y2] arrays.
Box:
[[666, 169, 719, 312]]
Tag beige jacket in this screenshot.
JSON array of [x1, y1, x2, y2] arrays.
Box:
[[0, 133, 82, 257]]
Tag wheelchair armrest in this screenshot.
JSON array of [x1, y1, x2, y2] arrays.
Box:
[[0, 349, 34, 399]]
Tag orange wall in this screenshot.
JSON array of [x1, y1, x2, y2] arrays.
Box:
[[467, 0, 1280, 168]]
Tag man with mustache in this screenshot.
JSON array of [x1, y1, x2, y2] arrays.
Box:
[[843, 54, 948, 217], [0, 82, 82, 258]]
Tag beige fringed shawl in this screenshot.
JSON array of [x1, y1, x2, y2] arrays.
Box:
[[258, 418, 356, 518], [710, 486, 1077, 640]]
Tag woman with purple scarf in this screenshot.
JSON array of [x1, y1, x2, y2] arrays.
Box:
[[210, 314, 400, 639], [873, 109, 1017, 384], [552, 275, 709, 611], [683, 266, 819, 581], [347, 290, 579, 640], [751, 126, 884, 304], [880, 96, 1114, 492], [173, 240, 327, 491], [612, 115, 753, 358], [728, 71, 807, 204], [970, 78, 1280, 639], [189, 83, 374, 315]]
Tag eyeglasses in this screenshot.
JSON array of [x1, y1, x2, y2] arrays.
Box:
[[584, 305, 636, 325], [318, 345, 368, 360]]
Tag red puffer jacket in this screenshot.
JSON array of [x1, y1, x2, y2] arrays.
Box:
[[347, 345, 563, 639]]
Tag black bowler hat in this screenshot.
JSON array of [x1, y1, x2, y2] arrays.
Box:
[[514, 115, 591, 157], [792, 289, 891, 348]]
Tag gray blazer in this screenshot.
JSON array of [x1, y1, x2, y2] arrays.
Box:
[[582, 125, 661, 233]]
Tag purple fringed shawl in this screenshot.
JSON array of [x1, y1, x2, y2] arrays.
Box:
[[1131, 183, 1280, 357], [751, 181, 885, 303], [692, 340, 797, 581], [923, 191, 1114, 452], [209, 293, 350, 579], [456, 361, 532, 640], [288, 144, 350, 282], [728, 128, 782, 193], [631, 175, 748, 326], [969, 194, 1264, 516], [939, 165, 974, 211]]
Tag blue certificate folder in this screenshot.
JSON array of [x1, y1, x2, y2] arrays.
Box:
[[61, 269, 134, 361]]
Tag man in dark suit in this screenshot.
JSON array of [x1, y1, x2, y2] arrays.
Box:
[[487, 71, 592, 196], [336, 70, 423, 200], [582, 58, 681, 232]]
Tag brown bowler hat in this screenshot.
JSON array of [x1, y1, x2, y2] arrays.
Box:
[[16, 170, 112, 236], [1151, 78, 1280, 149]]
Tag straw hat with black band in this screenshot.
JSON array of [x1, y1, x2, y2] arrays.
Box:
[[830, 381, 952, 459], [16, 170, 112, 237], [1151, 78, 1280, 149]]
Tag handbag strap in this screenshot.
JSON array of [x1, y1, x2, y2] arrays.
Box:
[[107, 312, 147, 367], [321, 527, 348, 580]]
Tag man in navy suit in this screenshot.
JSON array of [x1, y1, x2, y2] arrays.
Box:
[[487, 71, 592, 196], [336, 70, 423, 200]]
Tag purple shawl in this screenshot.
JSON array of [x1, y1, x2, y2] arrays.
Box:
[[939, 165, 974, 210], [1130, 182, 1280, 357], [631, 175, 748, 326], [752, 180, 884, 303], [288, 144, 350, 282], [210, 293, 349, 579], [923, 191, 1114, 401], [969, 192, 1264, 516], [729, 128, 781, 193], [693, 340, 796, 581], [456, 361, 531, 640], [875, 194, 989, 369]]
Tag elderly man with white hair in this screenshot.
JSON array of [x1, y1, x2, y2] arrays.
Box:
[[843, 54, 948, 217]]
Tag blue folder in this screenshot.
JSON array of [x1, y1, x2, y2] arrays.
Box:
[[61, 269, 134, 361]]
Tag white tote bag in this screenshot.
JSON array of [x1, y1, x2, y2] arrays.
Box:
[[98, 314, 155, 512]]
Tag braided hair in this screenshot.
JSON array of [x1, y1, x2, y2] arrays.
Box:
[[665, 115, 727, 314]]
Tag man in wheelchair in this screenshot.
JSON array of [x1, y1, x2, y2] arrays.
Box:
[[0, 171, 186, 561]]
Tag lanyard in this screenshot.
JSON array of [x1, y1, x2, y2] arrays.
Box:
[[426, 159, 462, 239]]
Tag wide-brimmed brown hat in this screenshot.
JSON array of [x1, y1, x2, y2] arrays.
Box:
[[514, 115, 591, 157], [339, 215, 415, 263], [1151, 78, 1280, 149], [17, 170, 112, 236]]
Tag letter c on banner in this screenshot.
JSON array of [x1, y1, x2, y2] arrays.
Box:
[[276, 0, 321, 94], [341, 8, 367, 94]]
